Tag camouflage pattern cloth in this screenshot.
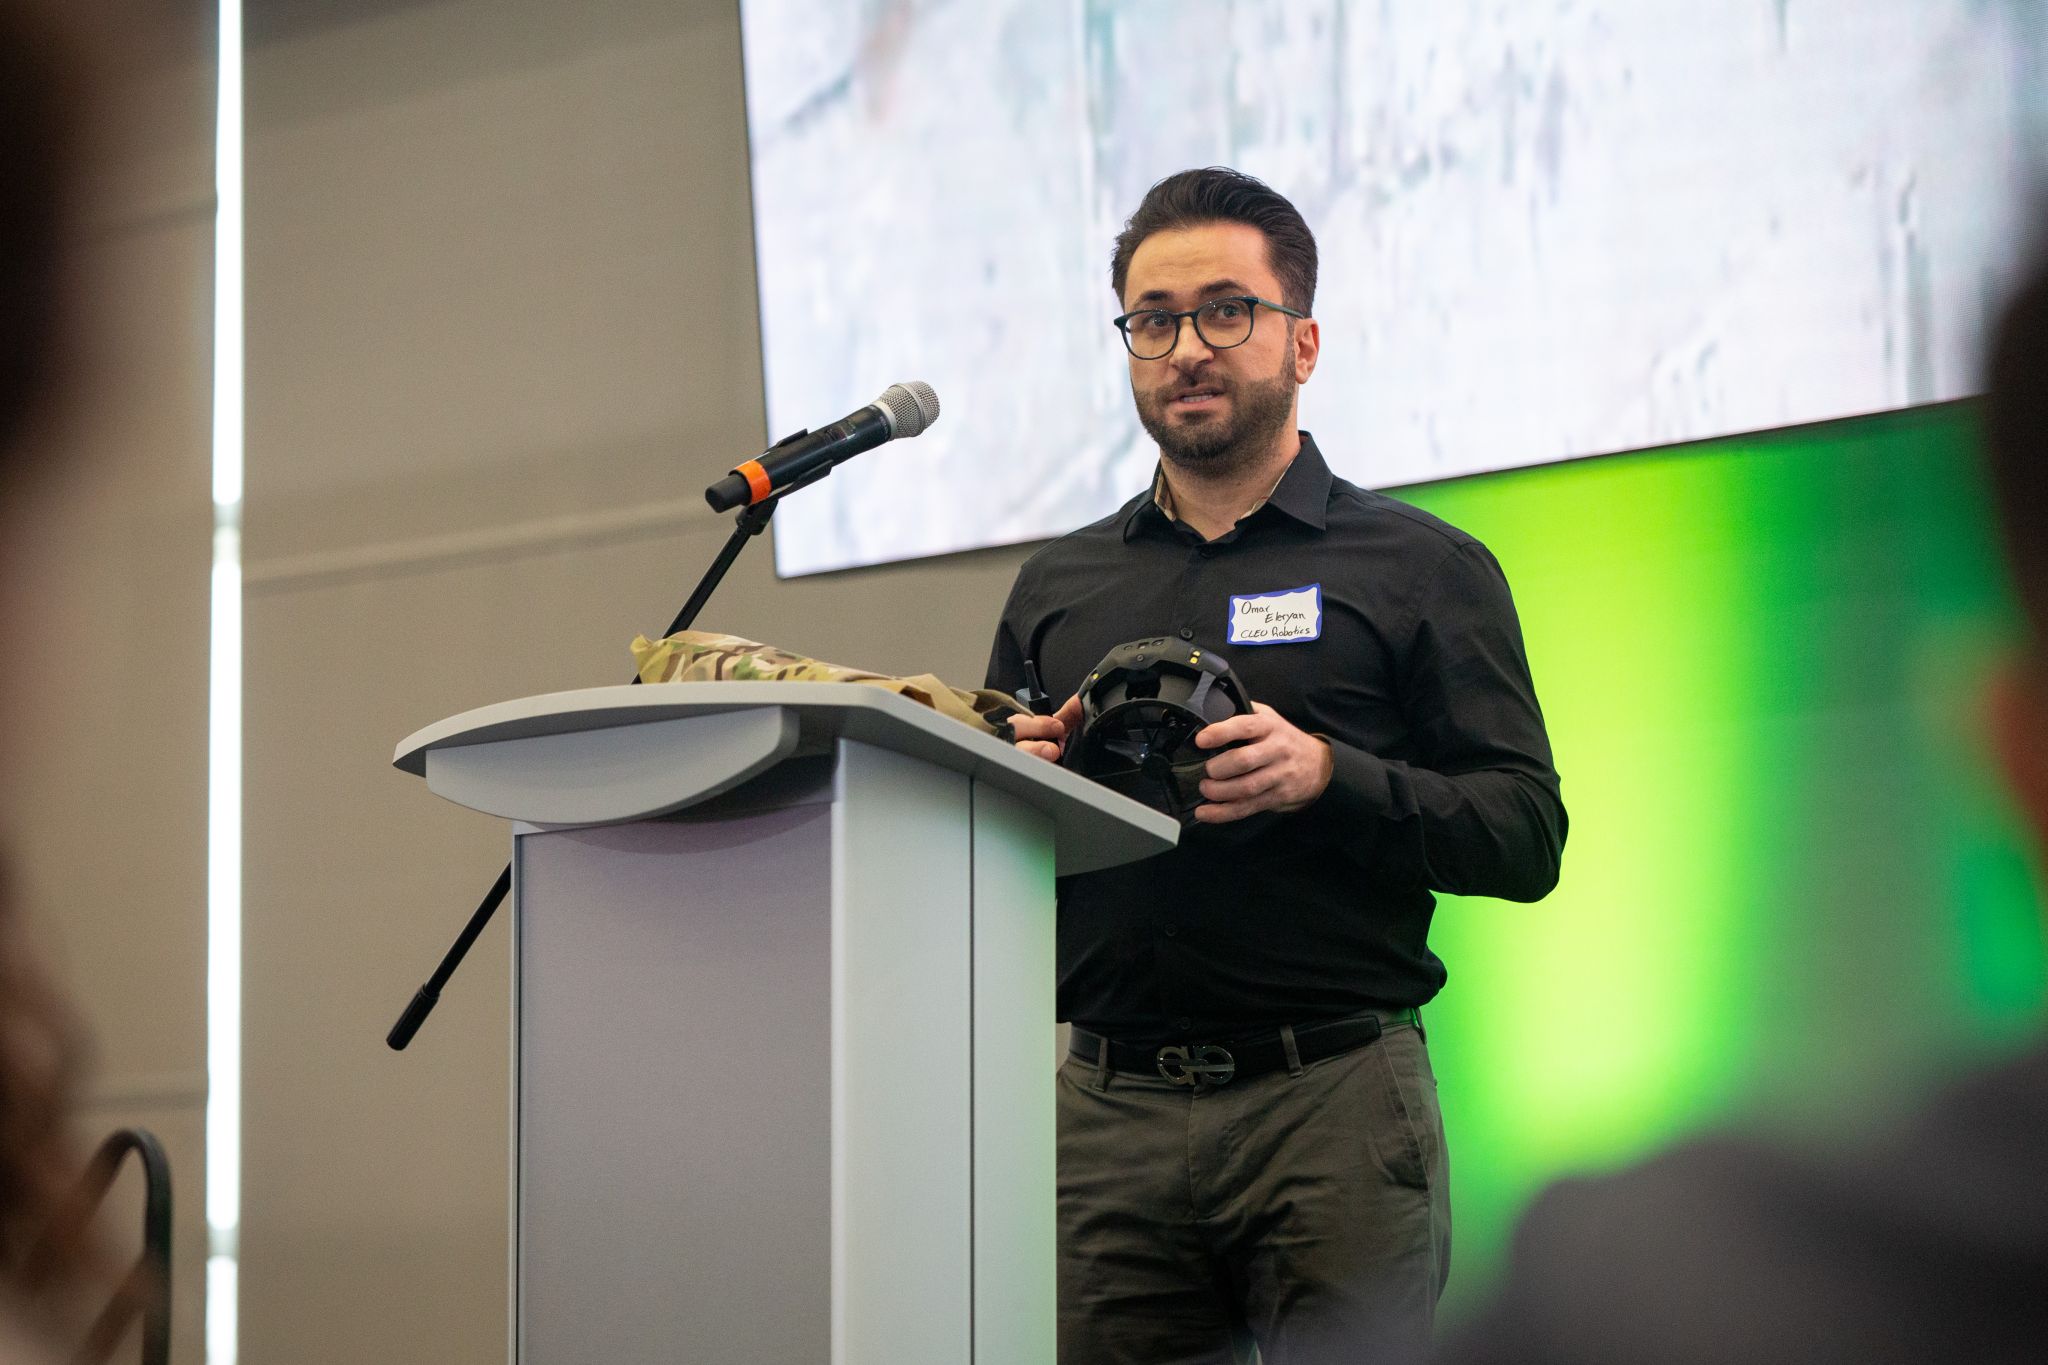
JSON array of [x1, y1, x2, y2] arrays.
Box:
[[630, 630, 1023, 738]]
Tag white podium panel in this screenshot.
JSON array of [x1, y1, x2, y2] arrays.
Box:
[[516, 808, 834, 1361], [832, 740, 974, 1363]]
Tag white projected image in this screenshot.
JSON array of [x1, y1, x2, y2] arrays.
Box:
[[740, 1, 2044, 577]]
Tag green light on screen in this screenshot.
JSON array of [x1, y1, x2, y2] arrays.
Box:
[[1388, 402, 2047, 1318]]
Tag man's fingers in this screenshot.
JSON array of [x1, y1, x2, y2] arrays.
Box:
[[1009, 693, 1081, 764], [1192, 798, 1258, 824], [1204, 734, 1288, 780], [1010, 713, 1066, 742], [1200, 769, 1278, 803], [1196, 713, 1272, 749]]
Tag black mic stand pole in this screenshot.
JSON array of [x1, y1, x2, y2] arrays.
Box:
[[386, 438, 817, 1051]]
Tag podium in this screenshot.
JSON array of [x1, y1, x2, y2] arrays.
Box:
[[394, 682, 1177, 1364]]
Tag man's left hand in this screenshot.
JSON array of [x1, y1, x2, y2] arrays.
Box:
[[1192, 703, 1334, 823]]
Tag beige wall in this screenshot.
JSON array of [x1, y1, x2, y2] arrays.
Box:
[[241, 1, 1034, 1359]]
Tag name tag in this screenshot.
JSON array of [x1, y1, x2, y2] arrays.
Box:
[[1227, 584, 1323, 645]]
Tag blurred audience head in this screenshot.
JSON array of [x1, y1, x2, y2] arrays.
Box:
[[1985, 231, 2048, 866], [0, 0, 108, 1346], [0, 0, 81, 487], [1986, 240, 2048, 651]]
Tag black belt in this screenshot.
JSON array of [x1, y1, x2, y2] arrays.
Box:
[[1069, 1008, 1419, 1088]]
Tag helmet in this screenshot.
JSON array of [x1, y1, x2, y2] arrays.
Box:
[[1062, 638, 1254, 824]]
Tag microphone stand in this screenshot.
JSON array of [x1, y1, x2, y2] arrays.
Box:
[[386, 435, 817, 1050]]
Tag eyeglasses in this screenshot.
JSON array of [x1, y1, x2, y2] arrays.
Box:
[[1112, 295, 1307, 360]]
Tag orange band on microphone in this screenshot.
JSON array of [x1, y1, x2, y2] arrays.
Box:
[[735, 459, 773, 504]]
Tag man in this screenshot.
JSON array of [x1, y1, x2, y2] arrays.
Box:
[[1430, 251, 2048, 1364], [988, 167, 1568, 1363]]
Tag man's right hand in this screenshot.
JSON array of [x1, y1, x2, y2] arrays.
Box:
[[1011, 693, 1081, 763]]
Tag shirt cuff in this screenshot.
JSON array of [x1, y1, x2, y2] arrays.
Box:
[[1298, 735, 1395, 843]]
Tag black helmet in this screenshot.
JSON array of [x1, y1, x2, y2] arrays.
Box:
[[1062, 638, 1254, 824]]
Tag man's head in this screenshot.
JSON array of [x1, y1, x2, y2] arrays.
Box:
[[1110, 168, 1320, 478], [1983, 245, 2048, 870]]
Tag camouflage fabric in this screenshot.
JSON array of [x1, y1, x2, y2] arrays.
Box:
[[630, 630, 1021, 737]]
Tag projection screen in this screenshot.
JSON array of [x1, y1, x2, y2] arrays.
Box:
[[740, 1, 2045, 576]]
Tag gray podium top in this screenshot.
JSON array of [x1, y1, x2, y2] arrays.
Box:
[[394, 681, 1178, 877]]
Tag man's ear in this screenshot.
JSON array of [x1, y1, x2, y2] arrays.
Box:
[[1986, 655, 2048, 854], [1294, 317, 1320, 384]]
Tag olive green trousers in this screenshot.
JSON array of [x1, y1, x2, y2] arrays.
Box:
[[1056, 1021, 1451, 1365]]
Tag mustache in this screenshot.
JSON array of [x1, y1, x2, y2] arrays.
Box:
[[1158, 376, 1229, 399]]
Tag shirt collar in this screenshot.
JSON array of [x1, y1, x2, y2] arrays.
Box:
[[1122, 430, 1333, 541]]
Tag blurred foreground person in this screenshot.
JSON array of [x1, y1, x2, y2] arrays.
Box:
[[0, 1, 127, 1359], [1434, 253, 2048, 1363]]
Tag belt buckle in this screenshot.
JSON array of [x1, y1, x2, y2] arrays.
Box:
[[1156, 1043, 1235, 1087]]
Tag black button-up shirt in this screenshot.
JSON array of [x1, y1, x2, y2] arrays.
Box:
[[985, 432, 1566, 1036]]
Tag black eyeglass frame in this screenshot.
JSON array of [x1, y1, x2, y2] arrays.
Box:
[[1111, 295, 1308, 359]]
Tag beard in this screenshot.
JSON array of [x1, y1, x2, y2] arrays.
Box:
[[1133, 344, 1298, 481]]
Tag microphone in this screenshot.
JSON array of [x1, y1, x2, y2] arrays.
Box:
[[704, 381, 941, 512]]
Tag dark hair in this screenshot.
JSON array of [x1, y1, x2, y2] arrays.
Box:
[[1985, 245, 2048, 647], [1110, 167, 1318, 314], [0, 0, 78, 468]]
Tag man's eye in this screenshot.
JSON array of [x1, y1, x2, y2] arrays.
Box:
[[1209, 300, 1246, 321], [1135, 313, 1174, 332]]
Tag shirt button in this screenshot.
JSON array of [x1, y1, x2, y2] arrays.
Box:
[[1177, 627, 1193, 641], [1162, 924, 1178, 937], [1173, 1015, 1194, 1032]]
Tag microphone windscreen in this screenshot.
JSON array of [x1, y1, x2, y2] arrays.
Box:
[[876, 381, 940, 438]]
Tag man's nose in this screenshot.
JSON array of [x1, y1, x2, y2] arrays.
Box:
[[1171, 313, 1215, 366]]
